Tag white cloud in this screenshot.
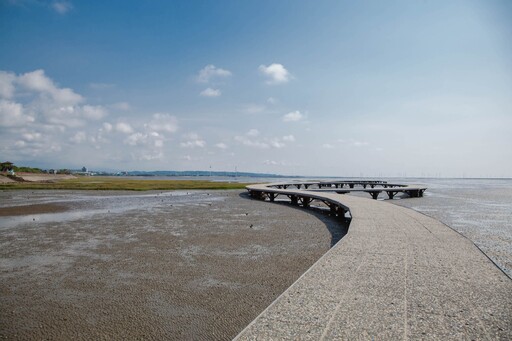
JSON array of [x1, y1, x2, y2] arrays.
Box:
[[70, 131, 87, 144], [115, 122, 134, 134], [0, 71, 16, 99], [52, 1, 72, 14], [102, 122, 113, 132], [125, 132, 145, 146], [259, 63, 291, 84], [234, 135, 269, 149], [81, 105, 107, 120], [138, 151, 164, 161], [322, 143, 335, 149], [215, 142, 228, 149], [270, 139, 285, 148], [263, 160, 279, 165], [200, 87, 221, 97], [263, 160, 290, 166], [282, 111, 303, 122], [17, 69, 83, 105], [282, 135, 295, 142], [197, 65, 232, 83], [247, 129, 260, 137], [22, 132, 42, 142], [180, 133, 206, 148], [267, 97, 277, 104], [123, 131, 165, 149], [146, 113, 178, 134], [0, 99, 34, 127], [180, 140, 206, 148]]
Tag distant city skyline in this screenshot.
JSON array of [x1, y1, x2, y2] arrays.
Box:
[[1, 1, 511, 177]]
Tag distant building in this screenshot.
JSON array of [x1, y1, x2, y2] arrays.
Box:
[[82, 166, 88, 172]]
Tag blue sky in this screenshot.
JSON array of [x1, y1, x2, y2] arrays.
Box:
[[1, 0, 511, 177]]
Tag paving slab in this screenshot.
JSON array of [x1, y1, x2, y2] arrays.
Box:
[[236, 192, 512, 340]]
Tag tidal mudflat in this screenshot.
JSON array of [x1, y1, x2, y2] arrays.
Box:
[[0, 190, 337, 340]]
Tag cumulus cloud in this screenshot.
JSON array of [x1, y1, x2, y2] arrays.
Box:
[[22, 132, 42, 142], [180, 133, 206, 148], [270, 139, 285, 148], [234, 135, 269, 149], [0, 71, 16, 99], [81, 105, 107, 120], [263, 160, 290, 166], [200, 87, 221, 97], [0, 99, 35, 127], [259, 63, 291, 84], [282, 111, 303, 122], [115, 122, 134, 134], [234, 129, 293, 149], [70, 131, 87, 144], [263, 160, 279, 166], [52, 1, 73, 14], [197, 65, 232, 83], [215, 142, 228, 149], [322, 143, 335, 149], [102, 122, 113, 132], [180, 140, 206, 148], [247, 129, 260, 137], [146, 113, 178, 134], [17, 69, 83, 105]]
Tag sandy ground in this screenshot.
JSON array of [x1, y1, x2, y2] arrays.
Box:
[[15, 173, 77, 182], [0, 190, 341, 340], [0, 176, 15, 184], [0, 173, 76, 183]]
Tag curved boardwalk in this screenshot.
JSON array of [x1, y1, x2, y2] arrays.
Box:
[[236, 182, 511, 340]]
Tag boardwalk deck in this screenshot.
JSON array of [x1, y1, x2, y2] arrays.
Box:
[[237, 182, 511, 340]]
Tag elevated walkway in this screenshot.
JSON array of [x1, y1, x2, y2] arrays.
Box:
[[236, 182, 511, 340]]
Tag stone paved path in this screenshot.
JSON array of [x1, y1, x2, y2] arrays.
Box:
[[235, 194, 511, 340]]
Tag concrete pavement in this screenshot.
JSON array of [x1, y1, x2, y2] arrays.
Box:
[[235, 194, 511, 340]]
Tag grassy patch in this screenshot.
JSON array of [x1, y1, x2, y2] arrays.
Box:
[[0, 176, 250, 191]]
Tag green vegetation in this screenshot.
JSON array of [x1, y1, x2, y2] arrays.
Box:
[[0, 176, 249, 191], [1, 162, 43, 173], [13, 166, 44, 173]]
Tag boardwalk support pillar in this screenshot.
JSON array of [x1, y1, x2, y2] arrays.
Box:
[[290, 195, 299, 205], [301, 197, 312, 208], [370, 191, 381, 200]]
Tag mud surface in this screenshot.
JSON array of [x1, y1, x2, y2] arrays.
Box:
[[0, 190, 337, 340]]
